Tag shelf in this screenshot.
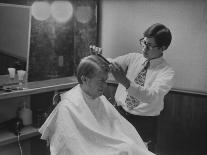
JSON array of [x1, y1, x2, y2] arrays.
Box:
[[0, 75, 119, 100], [0, 76, 78, 100], [0, 126, 40, 146]]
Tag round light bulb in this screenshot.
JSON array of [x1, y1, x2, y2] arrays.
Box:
[[51, 1, 73, 23], [31, 1, 50, 21]]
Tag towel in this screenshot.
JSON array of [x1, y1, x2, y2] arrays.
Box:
[[39, 84, 155, 155]]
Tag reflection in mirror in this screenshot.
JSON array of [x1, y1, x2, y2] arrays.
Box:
[[0, 3, 31, 86], [28, 0, 98, 82], [0, 1, 98, 85]]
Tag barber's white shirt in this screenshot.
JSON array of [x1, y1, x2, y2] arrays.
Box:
[[113, 53, 175, 116]]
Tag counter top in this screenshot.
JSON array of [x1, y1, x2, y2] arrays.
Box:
[[1, 72, 206, 100], [0, 76, 78, 100], [0, 74, 118, 100]]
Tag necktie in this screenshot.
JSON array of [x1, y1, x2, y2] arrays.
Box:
[[134, 60, 150, 86], [125, 60, 150, 110]]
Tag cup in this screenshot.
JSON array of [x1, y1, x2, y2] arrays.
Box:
[[17, 70, 26, 88], [8, 68, 16, 81]]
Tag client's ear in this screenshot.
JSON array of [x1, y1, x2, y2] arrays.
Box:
[[81, 75, 87, 83]]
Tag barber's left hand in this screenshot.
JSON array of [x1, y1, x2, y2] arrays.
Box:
[[109, 63, 130, 89]]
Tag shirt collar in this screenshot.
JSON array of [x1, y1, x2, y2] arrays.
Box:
[[142, 55, 164, 67], [149, 56, 164, 67]]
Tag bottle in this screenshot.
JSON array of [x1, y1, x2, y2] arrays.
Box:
[[19, 102, 33, 126]]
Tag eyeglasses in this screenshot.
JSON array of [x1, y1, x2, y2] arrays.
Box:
[[139, 38, 158, 50]]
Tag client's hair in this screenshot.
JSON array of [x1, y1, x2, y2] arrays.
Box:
[[76, 55, 109, 84]]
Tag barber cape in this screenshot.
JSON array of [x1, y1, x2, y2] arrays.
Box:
[[39, 84, 155, 155]]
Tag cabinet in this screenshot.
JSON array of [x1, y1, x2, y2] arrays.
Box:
[[0, 76, 78, 155]]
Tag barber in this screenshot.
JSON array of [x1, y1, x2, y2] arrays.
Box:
[[91, 23, 175, 153]]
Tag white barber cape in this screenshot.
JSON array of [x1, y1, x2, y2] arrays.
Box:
[[39, 84, 155, 155]]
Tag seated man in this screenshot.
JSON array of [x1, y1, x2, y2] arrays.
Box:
[[39, 55, 154, 155]]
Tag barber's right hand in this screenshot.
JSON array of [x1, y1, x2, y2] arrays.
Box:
[[89, 45, 102, 55]]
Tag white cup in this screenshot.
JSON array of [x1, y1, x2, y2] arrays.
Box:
[[17, 70, 26, 81], [8, 68, 16, 79]]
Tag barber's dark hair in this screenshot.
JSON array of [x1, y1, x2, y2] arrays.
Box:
[[76, 55, 109, 84], [144, 23, 172, 49]]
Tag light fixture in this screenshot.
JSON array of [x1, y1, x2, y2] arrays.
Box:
[[31, 1, 50, 21], [51, 1, 73, 23]]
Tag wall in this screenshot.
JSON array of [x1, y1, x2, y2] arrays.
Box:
[[100, 1, 207, 154], [100, 0, 207, 94], [157, 91, 207, 155]]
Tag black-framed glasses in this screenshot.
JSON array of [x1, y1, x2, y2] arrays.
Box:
[[139, 38, 158, 50]]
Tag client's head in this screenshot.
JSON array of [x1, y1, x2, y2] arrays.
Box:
[[76, 55, 110, 99]]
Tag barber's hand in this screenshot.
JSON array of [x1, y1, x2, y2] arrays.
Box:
[[109, 63, 130, 89], [89, 45, 102, 55]]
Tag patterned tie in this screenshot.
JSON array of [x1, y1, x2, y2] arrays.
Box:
[[125, 60, 150, 110]]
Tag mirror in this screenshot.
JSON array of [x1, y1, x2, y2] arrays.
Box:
[[0, 3, 31, 86], [0, 1, 98, 85], [28, 0, 98, 82]]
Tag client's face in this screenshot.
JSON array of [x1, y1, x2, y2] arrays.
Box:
[[84, 70, 108, 99]]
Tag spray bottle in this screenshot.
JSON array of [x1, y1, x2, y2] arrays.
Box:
[[19, 102, 32, 126]]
